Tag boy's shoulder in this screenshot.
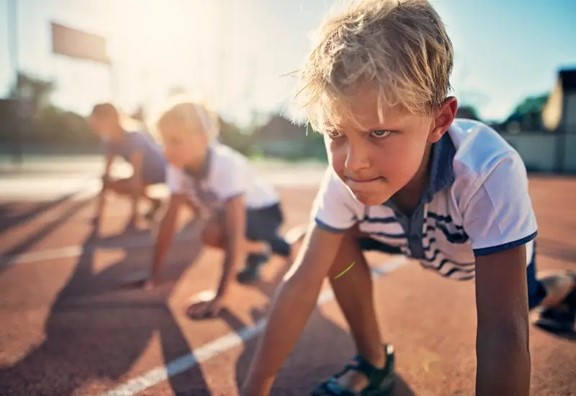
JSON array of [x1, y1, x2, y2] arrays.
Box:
[[210, 142, 250, 169], [448, 119, 524, 180]]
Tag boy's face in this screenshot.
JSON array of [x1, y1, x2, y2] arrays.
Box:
[[89, 114, 116, 140], [160, 121, 209, 169], [323, 91, 456, 206]]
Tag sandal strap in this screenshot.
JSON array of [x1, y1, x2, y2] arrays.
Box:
[[317, 378, 357, 396], [314, 345, 395, 395]]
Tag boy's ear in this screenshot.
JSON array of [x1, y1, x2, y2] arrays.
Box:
[[428, 97, 457, 143]]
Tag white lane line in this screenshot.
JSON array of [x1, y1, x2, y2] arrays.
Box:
[[0, 231, 198, 267], [103, 256, 409, 396], [0, 235, 154, 268]]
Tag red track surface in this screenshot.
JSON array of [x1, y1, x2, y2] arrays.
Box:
[[0, 177, 575, 395]]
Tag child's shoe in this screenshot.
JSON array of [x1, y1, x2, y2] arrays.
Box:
[[236, 253, 269, 284], [312, 344, 396, 396], [534, 285, 576, 333]]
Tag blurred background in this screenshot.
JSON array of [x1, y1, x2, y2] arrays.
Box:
[[0, 0, 575, 168], [0, 2, 575, 395]]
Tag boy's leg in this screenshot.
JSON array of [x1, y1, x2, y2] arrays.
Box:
[[106, 177, 147, 223], [237, 205, 285, 283], [535, 272, 576, 308], [526, 248, 576, 332], [324, 228, 386, 392], [141, 183, 162, 221], [202, 217, 268, 254]]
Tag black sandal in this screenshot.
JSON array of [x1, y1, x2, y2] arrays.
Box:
[[312, 344, 396, 396]]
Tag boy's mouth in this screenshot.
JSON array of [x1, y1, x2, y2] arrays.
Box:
[[345, 176, 383, 183]]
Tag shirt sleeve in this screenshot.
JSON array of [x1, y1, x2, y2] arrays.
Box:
[[312, 168, 362, 232], [461, 152, 538, 256], [210, 153, 248, 201]]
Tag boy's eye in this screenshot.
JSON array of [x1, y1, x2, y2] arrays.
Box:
[[370, 130, 392, 139], [326, 130, 344, 139]]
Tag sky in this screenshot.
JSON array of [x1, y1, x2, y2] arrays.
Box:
[[1, 0, 575, 123]]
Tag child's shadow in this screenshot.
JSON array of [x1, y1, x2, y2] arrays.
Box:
[[227, 260, 415, 395], [230, 309, 415, 396], [0, 220, 210, 395]]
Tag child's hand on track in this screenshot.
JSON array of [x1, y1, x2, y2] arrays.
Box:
[[186, 297, 224, 319]]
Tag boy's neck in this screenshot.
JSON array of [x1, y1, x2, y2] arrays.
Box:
[[184, 149, 209, 176], [109, 125, 126, 141], [390, 143, 433, 216]]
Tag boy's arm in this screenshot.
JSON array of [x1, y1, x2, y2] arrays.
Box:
[[128, 151, 144, 218], [217, 194, 246, 298], [242, 224, 344, 396], [474, 245, 530, 396], [146, 193, 184, 288], [95, 153, 115, 219], [188, 194, 246, 318]]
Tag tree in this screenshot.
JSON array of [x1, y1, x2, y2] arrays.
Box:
[[9, 72, 56, 113], [456, 104, 481, 121], [503, 94, 549, 132], [4, 71, 98, 150]]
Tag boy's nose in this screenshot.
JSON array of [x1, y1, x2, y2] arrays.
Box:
[[344, 142, 371, 172]]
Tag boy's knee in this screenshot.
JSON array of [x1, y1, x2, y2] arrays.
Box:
[[202, 221, 224, 247]]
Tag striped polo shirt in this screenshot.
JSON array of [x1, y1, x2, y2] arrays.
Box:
[[313, 119, 538, 281]]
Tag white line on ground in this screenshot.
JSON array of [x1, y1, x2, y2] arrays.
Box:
[[0, 230, 200, 267], [0, 234, 155, 268], [103, 256, 409, 396]]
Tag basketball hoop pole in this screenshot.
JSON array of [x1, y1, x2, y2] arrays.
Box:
[[7, 0, 18, 92], [7, 0, 23, 164]]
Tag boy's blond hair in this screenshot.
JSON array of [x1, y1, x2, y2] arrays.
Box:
[[299, 0, 453, 131], [154, 95, 220, 139]]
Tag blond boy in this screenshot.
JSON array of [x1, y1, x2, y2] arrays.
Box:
[[242, 1, 576, 395]]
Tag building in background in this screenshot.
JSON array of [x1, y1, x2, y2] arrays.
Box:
[[501, 68, 576, 174]]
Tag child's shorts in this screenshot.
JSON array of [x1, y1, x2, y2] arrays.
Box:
[[246, 203, 291, 257], [358, 237, 547, 309]]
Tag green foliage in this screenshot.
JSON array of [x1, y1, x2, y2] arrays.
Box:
[[3, 71, 99, 150], [456, 104, 481, 121], [219, 120, 255, 156], [503, 93, 549, 131], [10, 72, 55, 111], [32, 106, 98, 146]]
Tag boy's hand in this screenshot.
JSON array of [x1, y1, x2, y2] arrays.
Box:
[[186, 296, 224, 319], [143, 277, 158, 290]]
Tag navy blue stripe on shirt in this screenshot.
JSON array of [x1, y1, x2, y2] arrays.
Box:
[[361, 216, 397, 224], [419, 263, 475, 280], [473, 231, 537, 256], [424, 224, 469, 243], [423, 249, 476, 268], [315, 218, 349, 233], [427, 212, 465, 230], [365, 231, 407, 239], [422, 238, 436, 250]]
